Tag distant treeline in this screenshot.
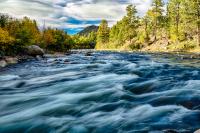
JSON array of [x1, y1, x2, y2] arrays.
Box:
[[0, 14, 96, 56], [96, 0, 200, 51], [1, 0, 200, 56]]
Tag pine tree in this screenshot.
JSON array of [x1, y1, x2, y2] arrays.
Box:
[[107, 4, 139, 49], [168, 0, 182, 40], [0, 14, 10, 28], [151, 0, 164, 40], [190, 0, 200, 46], [96, 20, 109, 48], [124, 5, 139, 43], [142, 14, 151, 42]]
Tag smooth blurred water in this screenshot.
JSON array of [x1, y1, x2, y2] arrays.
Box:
[[0, 51, 200, 133]]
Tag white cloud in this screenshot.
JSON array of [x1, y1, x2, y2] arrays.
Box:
[[0, 0, 153, 32], [60, 0, 152, 24]]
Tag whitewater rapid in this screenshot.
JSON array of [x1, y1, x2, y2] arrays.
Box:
[[0, 51, 199, 133]]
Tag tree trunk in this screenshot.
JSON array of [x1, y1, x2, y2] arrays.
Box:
[[154, 2, 158, 41], [144, 18, 149, 42], [198, 21, 200, 46], [198, 25, 200, 46], [197, 0, 200, 46], [176, 2, 180, 40]]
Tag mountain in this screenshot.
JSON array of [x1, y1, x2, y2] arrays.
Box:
[[78, 25, 99, 36]]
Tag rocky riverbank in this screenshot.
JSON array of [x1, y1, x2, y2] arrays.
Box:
[[0, 45, 44, 68], [1, 46, 200, 68], [0, 55, 43, 68]]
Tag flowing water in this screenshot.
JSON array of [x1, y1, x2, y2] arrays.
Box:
[[0, 51, 200, 133]]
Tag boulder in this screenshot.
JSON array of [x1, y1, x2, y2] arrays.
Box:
[[26, 45, 44, 56], [194, 129, 200, 133], [85, 52, 92, 56], [0, 60, 7, 67], [5, 57, 18, 64]]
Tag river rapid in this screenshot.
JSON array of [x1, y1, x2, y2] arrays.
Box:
[[0, 51, 200, 133]]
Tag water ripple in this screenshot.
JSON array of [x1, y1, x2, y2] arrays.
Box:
[[0, 51, 200, 133]]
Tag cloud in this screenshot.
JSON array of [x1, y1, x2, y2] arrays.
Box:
[[0, 0, 154, 34]]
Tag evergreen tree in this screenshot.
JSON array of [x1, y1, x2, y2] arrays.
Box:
[[97, 20, 109, 43], [150, 0, 164, 40], [168, 0, 183, 41], [96, 20, 109, 48], [0, 14, 10, 28], [142, 14, 151, 42], [186, 0, 200, 46], [108, 4, 139, 49], [124, 5, 139, 43]]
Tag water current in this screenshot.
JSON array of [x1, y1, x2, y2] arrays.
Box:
[[0, 51, 200, 133]]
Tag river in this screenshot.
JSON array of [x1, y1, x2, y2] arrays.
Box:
[[0, 51, 200, 133]]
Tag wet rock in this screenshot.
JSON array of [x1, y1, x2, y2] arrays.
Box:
[[64, 59, 70, 63], [194, 129, 200, 133], [163, 129, 179, 133], [43, 54, 52, 58], [15, 81, 26, 88], [5, 57, 18, 64], [53, 53, 65, 58], [0, 60, 7, 67], [43, 53, 65, 58], [66, 51, 72, 55], [36, 55, 43, 60], [85, 52, 92, 56], [55, 59, 62, 62], [26, 45, 44, 56], [17, 55, 34, 62], [125, 80, 157, 95]]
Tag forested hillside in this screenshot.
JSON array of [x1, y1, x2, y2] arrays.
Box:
[[78, 25, 98, 36], [0, 15, 96, 56], [96, 0, 200, 52]]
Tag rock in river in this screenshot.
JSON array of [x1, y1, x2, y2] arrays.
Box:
[[5, 57, 18, 64], [26, 45, 44, 56], [0, 60, 7, 67]]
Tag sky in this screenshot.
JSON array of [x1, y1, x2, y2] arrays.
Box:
[[0, 0, 161, 34]]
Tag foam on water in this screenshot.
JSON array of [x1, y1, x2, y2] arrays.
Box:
[[0, 51, 200, 133], [0, 75, 20, 81]]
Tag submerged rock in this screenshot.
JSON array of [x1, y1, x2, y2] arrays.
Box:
[[69, 125, 89, 133], [36, 55, 43, 60], [85, 52, 92, 56], [0, 60, 7, 67], [43, 53, 65, 58], [26, 45, 44, 56], [163, 129, 179, 133]]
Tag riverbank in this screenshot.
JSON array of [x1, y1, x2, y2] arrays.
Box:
[[1, 47, 200, 68], [0, 45, 45, 68], [96, 49, 200, 58], [0, 51, 80, 68], [96, 44, 200, 59], [140, 41, 200, 54], [0, 55, 43, 68]]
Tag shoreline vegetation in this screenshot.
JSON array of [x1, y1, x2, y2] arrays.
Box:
[[0, 14, 96, 58], [95, 0, 200, 53], [1, 0, 200, 67]]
